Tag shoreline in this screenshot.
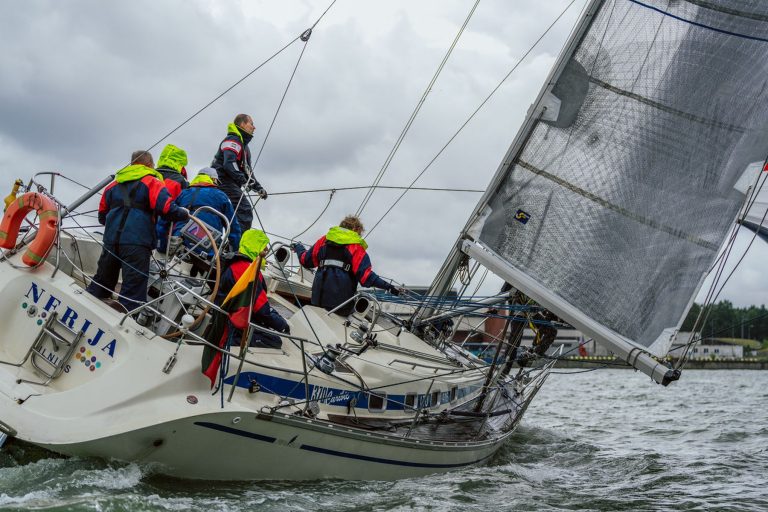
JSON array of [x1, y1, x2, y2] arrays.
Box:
[[553, 357, 768, 370]]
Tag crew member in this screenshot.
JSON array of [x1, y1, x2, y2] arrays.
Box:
[[211, 114, 267, 231], [87, 150, 189, 311], [216, 229, 289, 348], [156, 167, 242, 256], [292, 215, 400, 316], [155, 144, 189, 199]]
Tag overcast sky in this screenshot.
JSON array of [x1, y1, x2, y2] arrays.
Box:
[[0, 0, 765, 308]]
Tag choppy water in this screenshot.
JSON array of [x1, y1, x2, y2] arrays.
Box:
[[1, 369, 766, 511]]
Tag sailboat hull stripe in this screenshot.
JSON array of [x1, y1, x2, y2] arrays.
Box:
[[194, 421, 277, 443], [298, 444, 493, 468], [193, 422, 493, 468]]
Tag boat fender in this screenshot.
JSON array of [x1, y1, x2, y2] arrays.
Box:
[[0, 192, 59, 266]]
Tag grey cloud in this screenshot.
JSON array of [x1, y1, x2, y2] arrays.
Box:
[[0, 0, 763, 305]]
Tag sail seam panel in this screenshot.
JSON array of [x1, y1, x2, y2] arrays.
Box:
[[628, 0, 768, 43], [681, 0, 768, 23], [588, 77, 746, 133], [515, 159, 719, 251]]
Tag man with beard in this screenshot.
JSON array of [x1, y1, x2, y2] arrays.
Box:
[[211, 114, 267, 230]]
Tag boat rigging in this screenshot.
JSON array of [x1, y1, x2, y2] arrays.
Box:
[[1, 0, 768, 481]]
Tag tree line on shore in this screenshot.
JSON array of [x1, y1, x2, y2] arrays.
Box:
[[682, 301, 768, 343]]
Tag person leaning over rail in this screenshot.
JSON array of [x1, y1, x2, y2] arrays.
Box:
[[211, 114, 267, 231], [86, 150, 190, 312], [156, 167, 242, 257], [155, 143, 189, 200], [214, 229, 289, 349], [291, 215, 402, 316]]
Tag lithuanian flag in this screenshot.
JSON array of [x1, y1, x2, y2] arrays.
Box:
[[202, 258, 260, 387]]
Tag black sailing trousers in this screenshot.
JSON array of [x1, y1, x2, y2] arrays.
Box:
[[86, 244, 151, 312]]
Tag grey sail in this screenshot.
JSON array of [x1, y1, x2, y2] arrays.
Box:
[[451, 0, 768, 383]]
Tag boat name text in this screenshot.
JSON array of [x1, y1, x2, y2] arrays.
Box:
[[25, 282, 118, 358], [310, 385, 353, 405]]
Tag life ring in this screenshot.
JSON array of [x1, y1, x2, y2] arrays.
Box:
[[0, 192, 59, 266]]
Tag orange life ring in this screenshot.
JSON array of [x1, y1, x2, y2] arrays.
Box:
[[0, 192, 59, 266]]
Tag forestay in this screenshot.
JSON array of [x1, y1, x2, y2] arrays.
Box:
[[466, 0, 768, 381]]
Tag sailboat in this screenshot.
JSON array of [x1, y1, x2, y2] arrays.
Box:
[[1, 0, 767, 480]]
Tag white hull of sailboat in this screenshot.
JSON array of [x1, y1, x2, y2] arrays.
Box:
[[33, 412, 509, 481], [0, 253, 548, 480]]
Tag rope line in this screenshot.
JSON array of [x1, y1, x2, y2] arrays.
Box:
[[310, 0, 339, 29], [292, 189, 335, 240], [253, 35, 312, 170], [678, 160, 768, 368], [138, 0, 338, 159], [228, 0, 337, 237], [270, 185, 484, 196], [366, 0, 580, 236], [667, 310, 768, 354], [355, 0, 482, 217], [142, 36, 301, 156]]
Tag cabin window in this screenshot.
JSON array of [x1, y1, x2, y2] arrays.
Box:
[[450, 387, 457, 402], [368, 392, 386, 412], [405, 393, 416, 409], [431, 391, 440, 407]]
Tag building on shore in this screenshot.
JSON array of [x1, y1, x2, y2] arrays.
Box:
[[670, 332, 745, 359], [379, 290, 748, 360], [379, 290, 603, 358], [454, 315, 596, 358]]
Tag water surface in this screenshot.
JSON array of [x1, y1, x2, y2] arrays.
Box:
[[1, 369, 765, 511]]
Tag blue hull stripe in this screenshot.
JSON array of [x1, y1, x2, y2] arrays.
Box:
[[193, 421, 492, 468], [224, 371, 479, 412], [299, 443, 493, 468], [194, 421, 276, 443]]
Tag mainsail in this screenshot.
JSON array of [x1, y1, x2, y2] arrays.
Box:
[[431, 0, 768, 384]]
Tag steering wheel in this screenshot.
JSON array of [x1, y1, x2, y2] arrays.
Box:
[[161, 215, 222, 339]]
